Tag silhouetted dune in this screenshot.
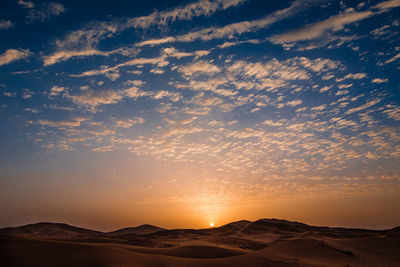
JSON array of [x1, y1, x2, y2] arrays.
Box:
[[0, 222, 103, 239], [107, 224, 165, 237], [241, 219, 310, 234], [1, 219, 400, 266], [212, 220, 252, 235]]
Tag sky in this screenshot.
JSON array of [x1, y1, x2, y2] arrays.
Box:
[[0, 0, 399, 231]]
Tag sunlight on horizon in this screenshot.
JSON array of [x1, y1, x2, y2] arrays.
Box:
[[0, 0, 399, 230]]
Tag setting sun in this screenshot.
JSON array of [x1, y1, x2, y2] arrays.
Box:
[[210, 222, 214, 227]]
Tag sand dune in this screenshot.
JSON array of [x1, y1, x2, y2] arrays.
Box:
[[1, 219, 400, 266], [107, 224, 165, 237]]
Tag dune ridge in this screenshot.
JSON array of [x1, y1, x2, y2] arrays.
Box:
[[1, 218, 400, 266]]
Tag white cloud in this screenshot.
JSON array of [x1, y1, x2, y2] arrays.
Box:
[[319, 85, 332, 93], [268, 0, 400, 47], [163, 126, 204, 138], [345, 99, 381, 114], [218, 39, 260, 48], [136, 37, 176, 47], [66, 86, 150, 110], [286, 99, 303, 107], [153, 90, 181, 102], [262, 120, 283, 126], [136, 0, 322, 46], [164, 117, 197, 125], [338, 84, 352, 89], [18, 0, 34, 9], [71, 55, 168, 79], [67, 89, 124, 107], [28, 2, 66, 22], [335, 90, 349, 96], [43, 46, 140, 66], [125, 80, 145, 86], [373, 0, 400, 11], [43, 50, 107, 66], [49, 86, 66, 97], [336, 73, 367, 82], [383, 105, 400, 120], [36, 117, 88, 128], [25, 94, 40, 103], [268, 10, 374, 45], [0, 20, 14, 30], [48, 0, 245, 62], [178, 60, 220, 76], [150, 68, 165, 74], [311, 104, 326, 111], [0, 49, 31, 66], [124, 0, 245, 29], [384, 53, 400, 64], [372, 78, 388, 84], [115, 117, 145, 128]]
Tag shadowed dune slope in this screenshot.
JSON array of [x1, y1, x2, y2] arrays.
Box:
[[107, 224, 165, 237], [1, 219, 400, 267], [0, 222, 102, 239]]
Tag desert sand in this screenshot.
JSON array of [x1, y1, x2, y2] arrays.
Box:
[[1, 219, 399, 266]]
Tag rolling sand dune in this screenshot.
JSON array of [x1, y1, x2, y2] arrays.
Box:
[[1, 219, 400, 266]]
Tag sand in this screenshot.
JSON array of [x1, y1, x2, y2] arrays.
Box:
[[1, 219, 399, 266]]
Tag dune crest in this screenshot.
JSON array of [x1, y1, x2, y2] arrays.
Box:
[[1, 219, 400, 266]]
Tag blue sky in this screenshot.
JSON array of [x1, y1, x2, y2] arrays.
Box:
[[0, 0, 400, 229]]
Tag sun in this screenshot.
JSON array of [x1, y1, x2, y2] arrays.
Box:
[[210, 222, 214, 227]]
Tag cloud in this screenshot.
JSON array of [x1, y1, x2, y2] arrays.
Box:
[[150, 68, 165, 74], [268, 10, 374, 45], [178, 60, 220, 76], [136, 0, 323, 46], [124, 0, 245, 29], [36, 117, 88, 128], [0, 20, 14, 30], [268, 0, 400, 48], [384, 53, 400, 64], [136, 37, 176, 47], [125, 80, 145, 86], [66, 86, 152, 111], [67, 89, 125, 108], [226, 128, 264, 139], [373, 0, 400, 11], [372, 78, 388, 84], [286, 99, 303, 107], [335, 90, 349, 96], [164, 117, 197, 125], [153, 90, 181, 102], [47, 0, 245, 62], [311, 104, 326, 111], [345, 99, 381, 114], [262, 120, 283, 126], [336, 73, 367, 82], [28, 2, 66, 22], [383, 105, 400, 120], [70, 55, 168, 79], [49, 86, 66, 97], [218, 39, 260, 48], [0, 49, 31, 66], [338, 84, 352, 89], [43, 46, 140, 66], [162, 47, 210, 59], [115, 117, 145, 128], [319, 85, 332, 93], [226, 57, 338, 86], [22, 89, 35, 99], [18, 0, 35, 9], [162, 126, 204, 138], [43, 50, 108, 66]]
